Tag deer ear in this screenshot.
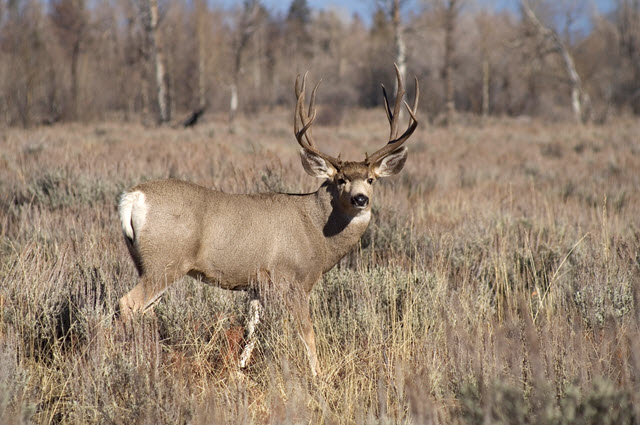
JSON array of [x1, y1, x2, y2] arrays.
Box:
[[300, 149, 337, 179], [372, 147, 408, 177]]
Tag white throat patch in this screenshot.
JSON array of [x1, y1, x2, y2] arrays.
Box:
[[350, 210, 371, 226]]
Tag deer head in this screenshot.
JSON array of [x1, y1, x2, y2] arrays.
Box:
[[295, 64, 419, 217]]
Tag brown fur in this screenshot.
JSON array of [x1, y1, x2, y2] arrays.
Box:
[[118, 158, 393, 376], [119, 69, 415, 376]]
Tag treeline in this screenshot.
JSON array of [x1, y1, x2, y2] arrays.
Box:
[[1, 0, 639, 127]]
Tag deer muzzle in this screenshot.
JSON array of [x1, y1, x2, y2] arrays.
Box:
[[351, 194, 369, 208]]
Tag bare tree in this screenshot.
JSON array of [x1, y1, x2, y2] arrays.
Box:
[[1, 0, 55, 126], [615, 0, 640, 113], [421, 0, 464, 124], [521, 0, 591, 123], [229, 0, 262, 124], [0, 0, 635, 124], [140, 0, 169, 124], [50, 0, 88, 121], [195, 0, 208, 111], [476, 11, 493, 118], [392, 0, 406, 95], [377, 0, 407, 97], [286, 0, 313, 60], [441, 0, 462, 125]]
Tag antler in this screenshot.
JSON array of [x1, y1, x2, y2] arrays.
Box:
[[365, 63, 419, 165], [294, 72, 343, 169]]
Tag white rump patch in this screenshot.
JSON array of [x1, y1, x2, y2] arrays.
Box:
[[118, 191, 147, 240]]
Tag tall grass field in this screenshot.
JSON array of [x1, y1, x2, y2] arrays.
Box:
[[1, 111, 639, 424]]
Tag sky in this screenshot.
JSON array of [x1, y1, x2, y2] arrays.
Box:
[[221, 0, 617, 28]]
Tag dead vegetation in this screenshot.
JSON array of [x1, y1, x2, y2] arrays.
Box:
[[1, 113, 639, 423]]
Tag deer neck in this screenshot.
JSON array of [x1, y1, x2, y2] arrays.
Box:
[[311, 182, 371, 271]]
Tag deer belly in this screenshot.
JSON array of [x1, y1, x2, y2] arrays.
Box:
[[191, 246, 300, 291]]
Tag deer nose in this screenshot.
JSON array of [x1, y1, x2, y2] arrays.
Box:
[[351, 194, 369, 207]]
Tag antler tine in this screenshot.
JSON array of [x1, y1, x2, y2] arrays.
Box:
[[294, 74, 302, 137], [381, 84, 392, 127], [295, 71, 305, 97], [389, 63, 405, 140], [305, 79, 321, 146], [365, 68, 419, 165], [411, 75, 419, 115], [295, 72, 321, 149], [294, 73, 308, 145], [381, 63, 406, 141], [295, 99, 317, 144], [294, 72, 342, 168]]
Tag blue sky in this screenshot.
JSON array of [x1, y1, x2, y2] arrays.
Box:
[[221, 0, 616, 28]]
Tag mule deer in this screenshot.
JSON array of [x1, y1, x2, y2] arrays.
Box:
[[118, 65, 418, 376]]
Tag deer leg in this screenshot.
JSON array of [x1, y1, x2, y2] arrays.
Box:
[[119, 272, 176, 322], [295, 296, 320, 377], [238, 298, 263, 369]]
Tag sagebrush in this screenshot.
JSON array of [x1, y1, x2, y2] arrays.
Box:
[[1, 113, 639, 424]]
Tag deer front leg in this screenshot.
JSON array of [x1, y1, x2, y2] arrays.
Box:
[[295, 295, 320, 377], [239, 298, 263, 369]]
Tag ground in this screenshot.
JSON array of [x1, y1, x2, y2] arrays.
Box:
[[0, 111, 639, 424]]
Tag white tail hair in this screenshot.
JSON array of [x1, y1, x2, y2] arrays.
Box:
[[118, 191, 146, 241]]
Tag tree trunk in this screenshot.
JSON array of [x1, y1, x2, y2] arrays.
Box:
[[521, 0, 590, 124], [198, 45, 206, 110], [148, 0, 169, 124], [70, 40, 80, 121], [229, 1, 259, 125], [141, 63, 150, 122], [482, 56, 489, 118], [196, 0, 207, 110], [392, 0, 406, 98], [252, 31, 262, 89], [229, 81, 238, 123], [559, 46, 591, 123], [443, 0, 457, 126], [230, 44, 241, 125]]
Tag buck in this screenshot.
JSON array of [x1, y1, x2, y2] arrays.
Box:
[[118, 65, 418, 376]]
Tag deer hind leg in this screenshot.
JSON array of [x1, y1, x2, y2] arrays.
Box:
[[238, 298, 263, 369], [119, 266, 181, 322]]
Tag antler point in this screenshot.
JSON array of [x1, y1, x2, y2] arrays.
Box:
[[293, 71, 342, 169], [368, 65, 419, 165]]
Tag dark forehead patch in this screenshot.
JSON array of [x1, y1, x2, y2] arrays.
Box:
[[340, 162, 369, 180]]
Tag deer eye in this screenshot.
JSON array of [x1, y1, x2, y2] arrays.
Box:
[[337, 178, 346, 185], [367, 178, 374, 184]]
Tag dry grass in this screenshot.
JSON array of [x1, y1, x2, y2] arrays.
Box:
[[1, 111, 639, 424]]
